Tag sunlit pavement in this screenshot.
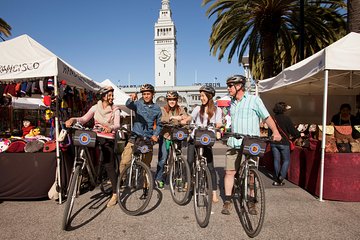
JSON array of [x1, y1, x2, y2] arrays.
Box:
[[1, 143, 359, 240]]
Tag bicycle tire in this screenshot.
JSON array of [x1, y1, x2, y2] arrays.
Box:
[[237, 168, 265, 238], [169, 155, 191, 205], [62, 165, 81, 230], [116, 160, 153, 216], [99, 164, 112, 195], [193, 165, 213, 228]]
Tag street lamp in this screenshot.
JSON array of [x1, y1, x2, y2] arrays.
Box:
[[241, 56, 252, 93]]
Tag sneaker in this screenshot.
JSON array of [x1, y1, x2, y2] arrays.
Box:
[[155, 180, 164, 190], [272, 181, 285, 186], [247, 201, 257, 215], [106, 194, 118, 207], [221, 201, 232, 215], [139, 188, 148, 200]]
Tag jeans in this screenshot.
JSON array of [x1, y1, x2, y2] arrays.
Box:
[[187, 140, 217, 190], [271, 143, 291, 180], [155, 136, 169, 181]]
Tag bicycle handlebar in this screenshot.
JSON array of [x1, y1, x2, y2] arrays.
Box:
[[222, 132, 274, 142]]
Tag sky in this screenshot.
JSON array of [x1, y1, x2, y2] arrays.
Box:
[[2, 0, 246, 87]]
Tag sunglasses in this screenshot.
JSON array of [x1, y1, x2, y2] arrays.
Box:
[[227, 84, 235, 88]]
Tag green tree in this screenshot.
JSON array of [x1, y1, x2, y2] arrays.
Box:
[[0, 18, 12, 41], [202, 0, 347, 79], [348, 0, 360, 33]]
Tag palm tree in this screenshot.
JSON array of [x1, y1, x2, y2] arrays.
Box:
[[348, 0, 360, 33], [0, 18, 12, 41], [202, 0, 347, 79]]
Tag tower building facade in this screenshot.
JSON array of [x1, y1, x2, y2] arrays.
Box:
[[154, 0, 177, 87]]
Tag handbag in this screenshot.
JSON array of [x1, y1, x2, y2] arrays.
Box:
[[43, 140, 56, 152], [324, 137, 338, 153], [352, 125, 360, 139], [73, 130, 97, 148], [318, 125, 335, 141], [336, 139, 351, 153], [194, 129, 216, 147], [114, 129, 127, 154], [242, 137, 267, 157], [334, 125, 353, 142], [350, 140, 360, 152], [274, 119, 295, 151]]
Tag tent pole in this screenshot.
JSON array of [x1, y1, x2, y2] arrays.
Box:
[[319, 70, 329, 202], [54, 75, 62, 204]]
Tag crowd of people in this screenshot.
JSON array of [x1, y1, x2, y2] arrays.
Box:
[[63, 74, 360, 215]]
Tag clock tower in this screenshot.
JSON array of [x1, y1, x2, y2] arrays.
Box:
[[154, 0, 177, 87]]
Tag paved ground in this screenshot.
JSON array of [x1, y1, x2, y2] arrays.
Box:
[[1, 142, 359, 240]]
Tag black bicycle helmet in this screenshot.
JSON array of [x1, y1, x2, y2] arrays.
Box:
[[140, 84, 155, 93], [166, 91, 179, 99], [98, 86, 114, 96], [199, 85, 216, 97], [226, 74, 246, 85]]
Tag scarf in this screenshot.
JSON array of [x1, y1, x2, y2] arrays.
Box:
[[94, 100, 117, 128]]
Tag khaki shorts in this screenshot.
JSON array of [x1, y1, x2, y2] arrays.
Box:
[[225, 148, 258, 171], [225, 149, 242, 171]]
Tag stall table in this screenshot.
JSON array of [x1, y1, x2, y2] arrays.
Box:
[[0, 153, 56, 200], [260, 147, 360, 202]]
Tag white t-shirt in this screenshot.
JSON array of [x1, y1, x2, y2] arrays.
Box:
[[191, 105, 222, 127]]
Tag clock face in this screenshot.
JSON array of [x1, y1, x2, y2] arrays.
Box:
[[159, 49, 171, 62]]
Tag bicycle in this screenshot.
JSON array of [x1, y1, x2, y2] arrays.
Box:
[[62, 123, 115, 230], [187, 124, 215, 228], [160, 123, 191, 205], [116, 136, 154, 216], [222, 132, 272, 238]]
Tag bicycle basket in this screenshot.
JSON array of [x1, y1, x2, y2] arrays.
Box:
[[73, 130, 97, 148], [133, 138, 153, 154], [194, 129, 216, 147], [242, 137, 267, 157], [171, 127, 189, 141]]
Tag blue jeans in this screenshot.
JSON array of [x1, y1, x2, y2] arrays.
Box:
[[155, 136, 169, 181], [270, 144, 291, 180]]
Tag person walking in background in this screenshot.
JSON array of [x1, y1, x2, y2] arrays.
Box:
[[221, 75, 281, 215], [65, 86, 120, 207], [185, 85, 222, 203], [119, 84, 162, 198], [269, 102, 300, 186], [155, 91, 189, 189]]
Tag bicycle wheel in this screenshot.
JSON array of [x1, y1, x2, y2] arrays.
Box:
[[99, 164, 112, 195], [116, 160, 153, 215], [169, 155, 191, 205], [237, 168, 265, 238], [193, 165, 213, 228], [62, 165, 81, 230]]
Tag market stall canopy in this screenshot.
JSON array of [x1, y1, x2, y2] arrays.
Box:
[[0, 34, 99, 91], [11, 97, 46, 109], [258, 32, 360, 96]]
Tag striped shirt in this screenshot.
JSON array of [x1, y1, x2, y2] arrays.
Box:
[[228, 93, 270, 148]]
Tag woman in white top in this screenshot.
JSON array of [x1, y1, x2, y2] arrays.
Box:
[[186, 85, 222, 203]]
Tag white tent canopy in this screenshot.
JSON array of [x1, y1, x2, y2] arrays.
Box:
[[0, 34, 99, 91], [97, 79, 130, 116], [258, 32, 360, 202], [259, 32, 360, 96]]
